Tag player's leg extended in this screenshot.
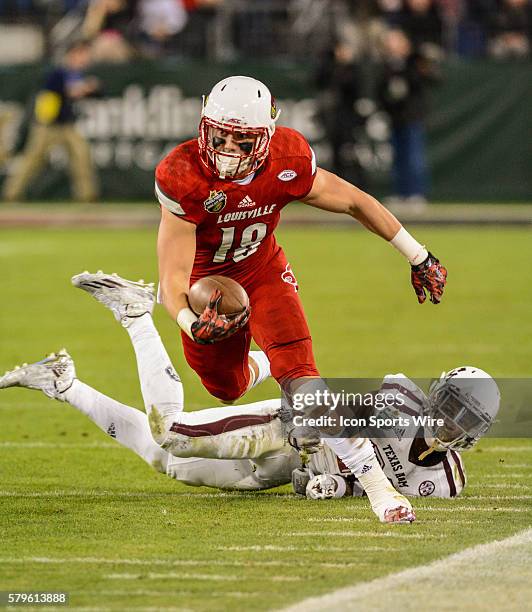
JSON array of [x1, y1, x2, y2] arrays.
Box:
[[157, 399, 286, 460], [166, 454, 291, 491], [248, 258, 320, 384], [0, 351, 170, 473], [72, 272, 184, 440], [181, 329, 270, 403], [248, 259, 414, 523], [72, 272, 285, 458]]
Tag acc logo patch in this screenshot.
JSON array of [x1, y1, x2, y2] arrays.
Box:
[[204, 190, 227, 213], [418, 480, 436, 496], [277, 169, 297, 182]]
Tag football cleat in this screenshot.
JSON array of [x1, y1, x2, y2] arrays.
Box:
[[384, 505, 416, 524], [72, 271, 155, 328], [0, 349, 75, 400]]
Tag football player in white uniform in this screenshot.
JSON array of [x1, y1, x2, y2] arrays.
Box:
[[0, 272, 414, 524], [300, 369, 500, 501], [0, 275, 499, 515]]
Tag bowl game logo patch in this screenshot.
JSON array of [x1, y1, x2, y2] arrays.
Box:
[[204, 190, 227, 213]]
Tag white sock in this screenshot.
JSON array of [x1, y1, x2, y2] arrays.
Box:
[[125, 314, 184, 440], [325, 437, 410, 520], [248, 350, 271, 390], [63, 379, 169, 472]]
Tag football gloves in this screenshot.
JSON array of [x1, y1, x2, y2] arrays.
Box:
[[191, 288, 250, 344], [411, 252, 447, 304]]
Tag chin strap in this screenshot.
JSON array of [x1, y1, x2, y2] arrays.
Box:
[[418, 439, 439, 462]]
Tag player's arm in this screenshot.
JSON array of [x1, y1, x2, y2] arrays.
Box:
[[301, 167, 447, 304], [157, 207, 249, 344], [157, 207, 196, 323]]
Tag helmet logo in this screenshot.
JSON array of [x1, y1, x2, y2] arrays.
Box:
[[418, 480, 435, 496], [204, 190, 227, 213], [271, 96, 277, 120]]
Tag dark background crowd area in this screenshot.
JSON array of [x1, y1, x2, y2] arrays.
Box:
[[0, 0, 531, 62]]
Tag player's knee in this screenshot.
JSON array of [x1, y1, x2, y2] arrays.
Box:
[[267, 338, 319, 384], [147, 405, 173, 446], [206, 385, 245, 404], [202, 379, 248, 403]]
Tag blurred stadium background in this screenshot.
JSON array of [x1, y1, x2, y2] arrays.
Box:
[[0, 1, 531, 610], [0, 0, 530, 205]]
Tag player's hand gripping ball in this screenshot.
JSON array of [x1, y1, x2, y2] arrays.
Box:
[[188, 275, 250, 344], [410, 252, 448, 305]]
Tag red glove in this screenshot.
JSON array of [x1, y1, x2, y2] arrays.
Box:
[[191, 289, 250, 344], [411, 252, 448, 304]]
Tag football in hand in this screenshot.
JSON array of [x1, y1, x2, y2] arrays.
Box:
[[188, 275, 249, 317]]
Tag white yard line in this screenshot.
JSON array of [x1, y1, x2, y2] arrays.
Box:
[[285, 531, 444, 539], [0, 556, 362, 570], [417, 506, 531, 513], [484, 473, 532, 479], [464, 495, 532, 500], [0, 490, 246, 499], [475, 446, 532, 452], [106, 572, 300, 582], [217, 545, 397, 552], [279, 528, 532, 612], [0, 442, 118, 448], [466, 483, 530, 489]]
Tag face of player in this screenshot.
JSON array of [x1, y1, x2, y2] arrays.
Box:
[[208, 127, 263, 179], [429, 387, 487, 450]]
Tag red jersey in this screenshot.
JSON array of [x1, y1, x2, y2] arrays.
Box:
[[155, 127, 316, 286]]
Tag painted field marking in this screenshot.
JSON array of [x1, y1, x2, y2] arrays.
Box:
[[485, 473, 532, 479], [465, 495, 532, 501], [0, 490, 247, 499], [106, 572, 300, 582], [416, 505, 531, 513], [217, 545, 398, 553], [0, 556, 364, 570], [279, 528, 532, 612], [0, 441, 118, 449], [476, 446, 532, 452], [466, 483, 530, 489], [286, 531, 444, 539]]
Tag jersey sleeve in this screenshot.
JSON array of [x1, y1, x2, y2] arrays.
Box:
[[155, 153, 202, 225], [378, 374, 426, 418], [277, 128, 317, 200]]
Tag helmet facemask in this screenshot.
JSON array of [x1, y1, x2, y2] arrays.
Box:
[[199, 117, 271, 180], [426, 381, 493, 451]]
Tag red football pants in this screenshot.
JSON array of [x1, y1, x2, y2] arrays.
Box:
[[182, 253, 320, 402]]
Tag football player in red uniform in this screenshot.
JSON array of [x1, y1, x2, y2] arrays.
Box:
[[155, 75, 447, 402], [154, 76, 447, 523]]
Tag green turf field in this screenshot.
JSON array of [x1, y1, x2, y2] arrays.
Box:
[[1, 225, 531, 610]]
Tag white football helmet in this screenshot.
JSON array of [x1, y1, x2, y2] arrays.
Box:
[[426, 366, 500, 451], [198, 76, 280, 179]]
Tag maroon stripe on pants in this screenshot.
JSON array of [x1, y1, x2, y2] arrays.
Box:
[[169, 413, 273, 438], [451, 450, 466, 487], [442, 457, 457, 497]]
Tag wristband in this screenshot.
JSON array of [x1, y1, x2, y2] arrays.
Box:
[[390, 227, 428, 265], [176, 307, 197, 340]]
